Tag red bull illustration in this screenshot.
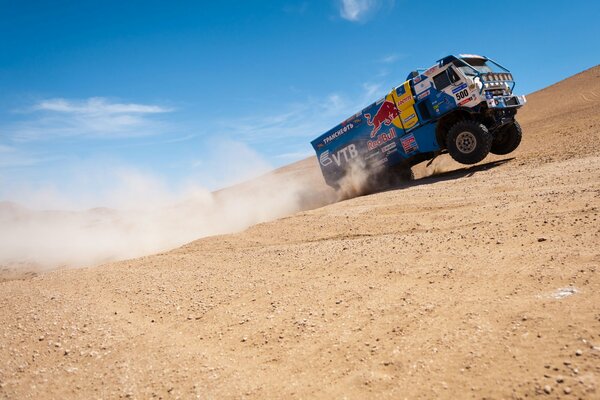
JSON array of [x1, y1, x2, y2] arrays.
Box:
[[364, 100, 399, 137]]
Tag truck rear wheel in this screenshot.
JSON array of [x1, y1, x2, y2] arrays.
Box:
[[446, 120, 492, 165], [491, 121, 522, 155]]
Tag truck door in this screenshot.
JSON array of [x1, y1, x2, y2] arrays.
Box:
[[433, 66, 475, 109], [391, 81, 419, 132]]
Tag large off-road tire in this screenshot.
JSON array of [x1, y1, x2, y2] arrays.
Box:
[[491, 121, 522, 155], [446, 120, 493, 165]]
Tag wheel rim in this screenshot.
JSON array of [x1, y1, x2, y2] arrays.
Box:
[[456, 131, 477, 154]]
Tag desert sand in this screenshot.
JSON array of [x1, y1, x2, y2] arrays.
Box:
[[1, 66, 599, 399]]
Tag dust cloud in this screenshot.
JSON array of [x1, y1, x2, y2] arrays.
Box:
[[336, 158, 414, 200], [336, 158, 374, 200], [416, 154, 460, 178], [0, 164, 335, 272]]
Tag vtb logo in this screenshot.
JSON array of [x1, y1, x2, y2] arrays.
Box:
[[319, 144, 358, 167]]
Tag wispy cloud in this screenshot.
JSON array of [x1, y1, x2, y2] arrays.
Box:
[[283, 2, 309, 15], [216, 92, 353, 144], [0, 149, 59, 168], [338, 0, 393, 22], [0, 145, 16, 154], [378, 54, 399, 64], [214, 83, 386, 164], [9, 97, 174, 141], [32, 98, 171, 115], [362, 82, 383, 100]]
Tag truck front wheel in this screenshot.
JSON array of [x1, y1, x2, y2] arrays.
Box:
[[491, 121, 522, 155], [446, 120, 493, 165]]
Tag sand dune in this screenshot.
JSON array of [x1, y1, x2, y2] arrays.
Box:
[[0, 66, 599, 399]]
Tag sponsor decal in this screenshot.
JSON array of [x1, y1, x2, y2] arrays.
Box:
[[367, 128, 397, 151], [372, 157, 388, 167], [454, 88, 469, 102], [381, 142, 397, 153], [395, 85, 406, 96], [341, 113, 363, 126], [417, 90, 430, 100], [365, 151, 380, 161], [319, 144, 359, 167], [331, 144, 358, 166], [458, 97, 471, 106], [425, 65, 439, 76], [403, 113, 417, 124], [451, 83, 468, 94], [319, 150, 332, 166], [364, 100, 399, 138], [415, 80, 431, 95], [401, 134, 419, 154], [323, 123, 355, 145], [396, 95, 412, 107]]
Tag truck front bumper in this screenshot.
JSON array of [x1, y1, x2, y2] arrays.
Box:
[[487, 94, 527, 109]]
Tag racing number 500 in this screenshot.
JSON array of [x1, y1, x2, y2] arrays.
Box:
[[455, 89, 469, 100]]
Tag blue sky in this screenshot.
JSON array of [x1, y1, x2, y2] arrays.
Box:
[[1, 0, 599, 208]]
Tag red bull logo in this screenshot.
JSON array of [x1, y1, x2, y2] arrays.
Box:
[[364, 100, 399, 138], [367, 128, 397, 151]]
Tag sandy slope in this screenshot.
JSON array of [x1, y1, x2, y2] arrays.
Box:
[[1, 66, 599, 399]]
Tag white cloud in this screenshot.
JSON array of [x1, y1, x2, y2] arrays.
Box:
[[0, 145, 16, 153], [0, 144, 58, 168], [379, 54, 399, 64], [214, 82, 388, 155], [339, 0, 375, 22], [338, 0, 395, 23], [33, 97, 172, 114], [362, 82, 383, 100], [207, 82, 388, 166], [0, 153, 54, 168], [9, 97, 174, 141]]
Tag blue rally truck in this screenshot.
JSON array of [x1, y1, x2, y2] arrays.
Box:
[[311, 54, 526, 189]]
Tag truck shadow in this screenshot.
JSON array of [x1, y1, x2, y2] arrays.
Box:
[[390, 157, 515, 192]]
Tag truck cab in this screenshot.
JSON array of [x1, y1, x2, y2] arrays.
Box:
[[410, 54, 525, 145]]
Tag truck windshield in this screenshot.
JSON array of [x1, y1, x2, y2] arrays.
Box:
[[454, 58, 504, 76]]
